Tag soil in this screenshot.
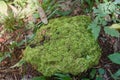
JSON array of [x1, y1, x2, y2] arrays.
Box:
[[98, 27, 120, 80]]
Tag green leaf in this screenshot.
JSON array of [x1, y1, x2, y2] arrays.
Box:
[[93, 27, 101, 40], [108, 52, 120, 64], [0, 52, 11, 62], [0, 57, 4, 62], [104, 27, 120, 37], [88, 23, 100, 40], [81, 78, 90, 80], [98, 68, 105, 75], [112, 69, 120, 80], [96, 76, 104, 80], [32, 76, 46, 80], [10, 59, 25, 68], [55, 10, 72, 16], [113, 69, 120, 78], [33, 13, 40, 19], [90, 69, 97, 79], [54, 73, 72, 80]]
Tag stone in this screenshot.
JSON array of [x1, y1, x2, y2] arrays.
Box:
[[23, 15, 101, 76]]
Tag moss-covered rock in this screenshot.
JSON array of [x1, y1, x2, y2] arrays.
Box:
[[23, 15, 101, 76]]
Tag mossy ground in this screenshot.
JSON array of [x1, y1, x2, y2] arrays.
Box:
[[23, 15, 101, 76]]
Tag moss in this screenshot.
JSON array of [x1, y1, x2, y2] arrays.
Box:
[[23, 15, 101, 76]]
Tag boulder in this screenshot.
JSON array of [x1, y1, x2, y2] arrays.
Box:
[[23, 15, 101, 76]]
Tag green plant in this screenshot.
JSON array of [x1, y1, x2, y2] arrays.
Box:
[[108, 52, 120, 64], [88, 1, 120, 39], [80, 0, 95, 13], [23, 15, 101, 76], [81, 68, 106, 80], [31, 76, 46, 80], [109, 24, 120, 30], [41, 0, 57, 14], [13, 0, 27, 8], [1, 11, 24, 32], [31, 73, 72, 80], [108, 52, 120, 80], [0, 52, 11, 63], [54, 73, 72, 80], [112, 69, 120, 80], [0, 0, 28, 32], [79, 0, 102, 13]]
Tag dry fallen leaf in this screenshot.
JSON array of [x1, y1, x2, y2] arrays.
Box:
[[38, 0, 43, 4], [110, 24, 120, 30], [0, 1, 8, 16], [37, 6, 48, 24], [8, 4, 18, 17], [0, 38, 5, 42]]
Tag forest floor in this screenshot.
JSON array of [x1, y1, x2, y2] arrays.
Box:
[[1, 30, 120, 80], [0, 0, 120, 80]]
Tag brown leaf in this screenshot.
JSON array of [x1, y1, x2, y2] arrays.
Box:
[[0, 38, 5, 42], [37, 6, 48, 24], [38, 0, 43, 4]]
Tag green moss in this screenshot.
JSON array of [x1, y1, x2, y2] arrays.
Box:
[[23, 15, 101, 76]]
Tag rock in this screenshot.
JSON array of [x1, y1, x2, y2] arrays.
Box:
[[23, 15, 101, 76]]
